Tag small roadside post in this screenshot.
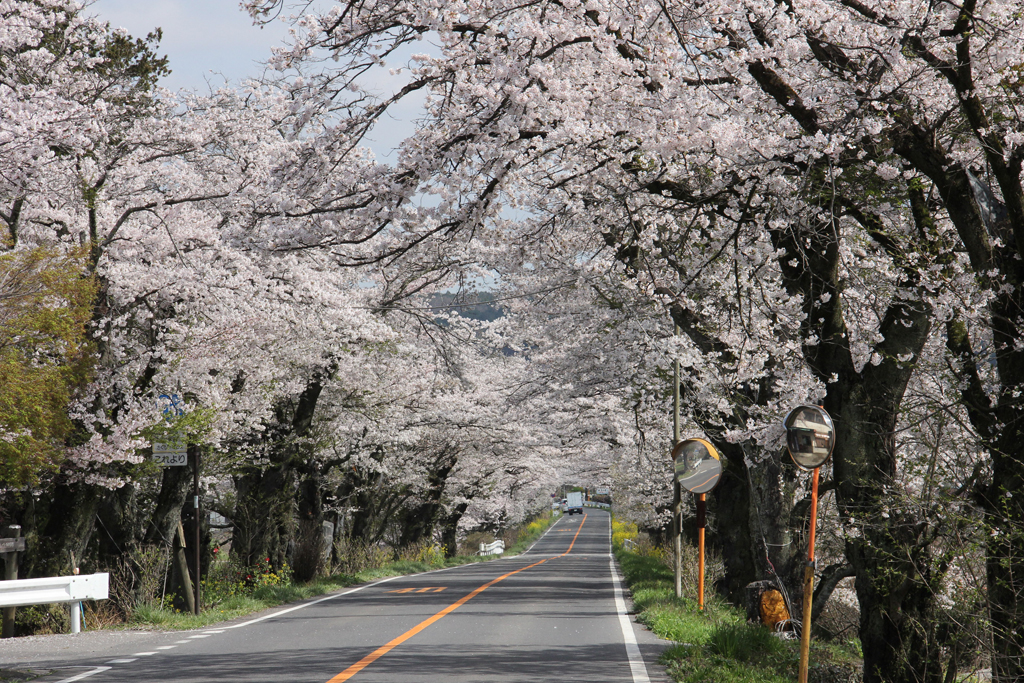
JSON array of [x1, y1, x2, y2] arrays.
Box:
[[1, 524, 25, 638], [671, 439, 723, 610], [784, 405, 835, 683]]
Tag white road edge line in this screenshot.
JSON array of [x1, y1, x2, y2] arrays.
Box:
[[610, 521, 652, 683], [54, 666, 111, 683], [524, 513, 564, 553], [224, 575, 402, 629]]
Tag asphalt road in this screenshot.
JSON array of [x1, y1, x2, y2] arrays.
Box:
[[0, 510, 670, 683]]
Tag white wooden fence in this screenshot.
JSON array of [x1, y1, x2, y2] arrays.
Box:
[[478, 540, 505, 556]]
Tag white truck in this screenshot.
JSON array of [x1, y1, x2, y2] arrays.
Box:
[[564, 491, 584, 515]]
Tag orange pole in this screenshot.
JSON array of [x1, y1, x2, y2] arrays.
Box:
[[807, 468, 819, 561], [697, 492, 706, 610], [798, 468, 820, 683]]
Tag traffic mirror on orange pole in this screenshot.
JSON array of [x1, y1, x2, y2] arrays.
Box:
[[672, 438, 722, 611], [784, 405, 835, 683]]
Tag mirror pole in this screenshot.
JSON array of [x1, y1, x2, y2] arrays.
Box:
[[673, 481, 682, 598], [697, 492, 706, 610], [798, 466, 820, 683]]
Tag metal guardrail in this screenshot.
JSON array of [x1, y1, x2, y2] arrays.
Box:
[[0, 573, 109, 634], [584, 501, 611, 509], [478, 540, 505, 556]]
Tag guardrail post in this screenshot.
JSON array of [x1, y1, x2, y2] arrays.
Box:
[[2, 524, 21, 638], [70, 600, 81, 634]]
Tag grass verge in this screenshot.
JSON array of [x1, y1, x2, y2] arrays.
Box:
[[615, 548, 861, 683], [124, 511, 561, 631]]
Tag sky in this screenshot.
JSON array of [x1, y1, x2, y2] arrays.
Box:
[[89, 0, 423, 158], [90, 0, 289, 93]]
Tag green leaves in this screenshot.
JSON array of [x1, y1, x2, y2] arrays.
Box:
[[0, 246, 96, 487]]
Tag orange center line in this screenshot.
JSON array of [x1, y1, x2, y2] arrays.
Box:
[[325, 514, 588, 683]]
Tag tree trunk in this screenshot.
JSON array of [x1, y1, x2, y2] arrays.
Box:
[[33, 482, 99, 577], [707, 442, 757, 602], [829, 385, 945, 683], [746, 446, 803, 615], [143, 464, 193, 548], [986, 421, 1024, 683], [232, 464, 294, 569], [399, 454, 456, 547], [439, 501, 471, 558]]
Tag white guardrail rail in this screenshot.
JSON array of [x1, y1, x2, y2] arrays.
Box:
[[0, 573, 109, 634], [478, 540, 505, 556], [584, 501, 611, 509]]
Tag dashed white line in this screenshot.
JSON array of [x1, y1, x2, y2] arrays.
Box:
[[105, 659, 136, 664], [133, 651, 157, 656], [156, 645, 177, 650], [188, 634, 210, 639], [54, 667, 111, 683]]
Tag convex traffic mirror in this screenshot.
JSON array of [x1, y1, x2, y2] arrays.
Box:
[[672, 438, 723, 494], [784, 405, 835, 470]]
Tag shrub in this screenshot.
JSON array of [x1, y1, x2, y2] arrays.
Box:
[[612, 518, 639, 548], [203, 556, 291, 608], [332, 538, 392, 575], [397, 541, 447, 568]]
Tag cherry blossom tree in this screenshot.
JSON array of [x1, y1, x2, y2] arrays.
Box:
[[241, 0, 1024, 680]]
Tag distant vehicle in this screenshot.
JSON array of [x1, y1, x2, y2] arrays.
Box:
[[559, 498, 568, 512], [565, 491, 584, 515]]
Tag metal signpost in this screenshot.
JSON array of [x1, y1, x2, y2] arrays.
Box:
[[153, 394, 188, 467], [153, 393, 200, 615], [152, 439, 188, 467], [671, 438, 723, 611], [784, 405, 835, 683]]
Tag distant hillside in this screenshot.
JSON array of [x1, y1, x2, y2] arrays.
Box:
[[428, 291, 505, 322]]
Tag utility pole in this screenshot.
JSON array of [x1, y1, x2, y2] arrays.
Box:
[[672, 325, 682, 599], [193, 446, 201, 615]]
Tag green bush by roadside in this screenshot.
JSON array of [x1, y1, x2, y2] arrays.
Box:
[[615, 546, 861, 683]]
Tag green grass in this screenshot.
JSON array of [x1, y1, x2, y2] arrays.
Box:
[[127, 512, 560, 631], [615, 548, 861, 683]]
